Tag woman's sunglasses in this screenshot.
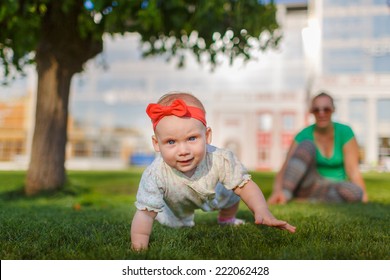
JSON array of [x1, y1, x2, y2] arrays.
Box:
[[311, 107, 333, 114]]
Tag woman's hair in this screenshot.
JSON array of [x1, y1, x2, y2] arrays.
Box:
[[157, 92, 206, 112], [311, 91, 335, 109]]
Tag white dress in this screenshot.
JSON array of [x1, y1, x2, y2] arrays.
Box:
[[135, 145, 251, 227]]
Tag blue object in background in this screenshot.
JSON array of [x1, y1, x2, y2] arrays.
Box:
[[130, 153, 155, 166]]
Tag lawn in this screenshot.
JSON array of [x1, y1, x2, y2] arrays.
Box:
[[0, 169, 389, 260]]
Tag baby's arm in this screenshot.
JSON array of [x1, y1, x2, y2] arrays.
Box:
[[234, 180, 296, 233], [131, 209, 157, 251]]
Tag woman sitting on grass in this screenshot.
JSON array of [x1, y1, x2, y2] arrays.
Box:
[[268, 92, 368, 205], [131, 92, 296, 251]]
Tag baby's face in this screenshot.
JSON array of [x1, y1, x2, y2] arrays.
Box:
[[152, 115, 212, 177]]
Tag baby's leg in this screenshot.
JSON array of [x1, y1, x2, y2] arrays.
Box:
[[218, 201, 239, 219], [215, 183, 244, 225], [218, 202, 245, 225]]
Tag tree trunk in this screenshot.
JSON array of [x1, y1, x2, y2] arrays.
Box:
[[25, 56, 72, 195], [23, 1, 103, 195]]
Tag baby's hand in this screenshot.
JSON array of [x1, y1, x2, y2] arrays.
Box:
[[255, 212, 296, 233]]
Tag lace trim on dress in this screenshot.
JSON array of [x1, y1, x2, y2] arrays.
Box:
[[237, 174, 252, 188], [134, 202, 162, 213]]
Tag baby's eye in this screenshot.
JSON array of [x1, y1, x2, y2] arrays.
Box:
[[167, 140, 175, 145], [188, 136, 196, 141]]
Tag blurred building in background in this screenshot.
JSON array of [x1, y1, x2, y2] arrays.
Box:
[[0, 95, 29, 161], [1, 0, 389, 171], [212, 1, 308, 170], [310, 0, 390, 170]]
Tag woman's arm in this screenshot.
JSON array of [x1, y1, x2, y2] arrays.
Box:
[[343, 137, 368, 202], [131, 209, 157, 251]]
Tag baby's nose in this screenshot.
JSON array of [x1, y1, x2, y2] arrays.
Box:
[[178, 143, 190, 155]]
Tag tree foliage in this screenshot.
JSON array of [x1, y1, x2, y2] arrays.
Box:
[[0, 0, 280, 194], [1, 0, 280, 80]]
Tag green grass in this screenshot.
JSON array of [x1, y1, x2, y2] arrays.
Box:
[[0, 169, 389, 260]]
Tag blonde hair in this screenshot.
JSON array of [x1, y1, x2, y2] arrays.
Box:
[[157, 92, 206, 112]]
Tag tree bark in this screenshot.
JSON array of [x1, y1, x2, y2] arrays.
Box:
[[24, 1, 103, 195], [25, 56, 72, 195]]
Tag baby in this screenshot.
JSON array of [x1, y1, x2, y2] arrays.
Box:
[[131, 92, 296, 251]]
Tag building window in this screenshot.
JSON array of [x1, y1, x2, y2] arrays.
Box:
[[323, 16, 367, 40], [257, 113, 273, 132], [379, 137, 390, 156], [373, 54, 390, 73], [0, 140, 25, 161], [224, 140, 241, 160], [349, 99, 367, 162], [377, 98, 390, 138], [372, 15, 390, 38], [377, 99, 390, 166], [349, 98, 367, 146], [256, 112, 273, 169], [282, 113, 296, 132], [258, 149, 269, 162], [281, 112, 296, 149], [323, 48, 366, 74], [73, 142, 89, 157]]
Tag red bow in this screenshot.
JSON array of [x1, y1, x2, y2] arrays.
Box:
[[146, 99, 206, 129]]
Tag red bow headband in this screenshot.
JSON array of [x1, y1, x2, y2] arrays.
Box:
[[146, 99, 207, 130]]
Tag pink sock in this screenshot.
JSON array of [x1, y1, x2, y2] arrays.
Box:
[[218, 216, 236, 223]]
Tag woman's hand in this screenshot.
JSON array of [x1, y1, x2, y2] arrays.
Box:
[[362, 191, 369, 203], [267, 190, 288, 205]]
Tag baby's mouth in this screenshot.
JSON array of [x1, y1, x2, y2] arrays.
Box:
[[178, 158, 193, 165]]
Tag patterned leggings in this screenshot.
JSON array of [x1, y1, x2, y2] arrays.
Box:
[[282, 140, 363, 203]]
